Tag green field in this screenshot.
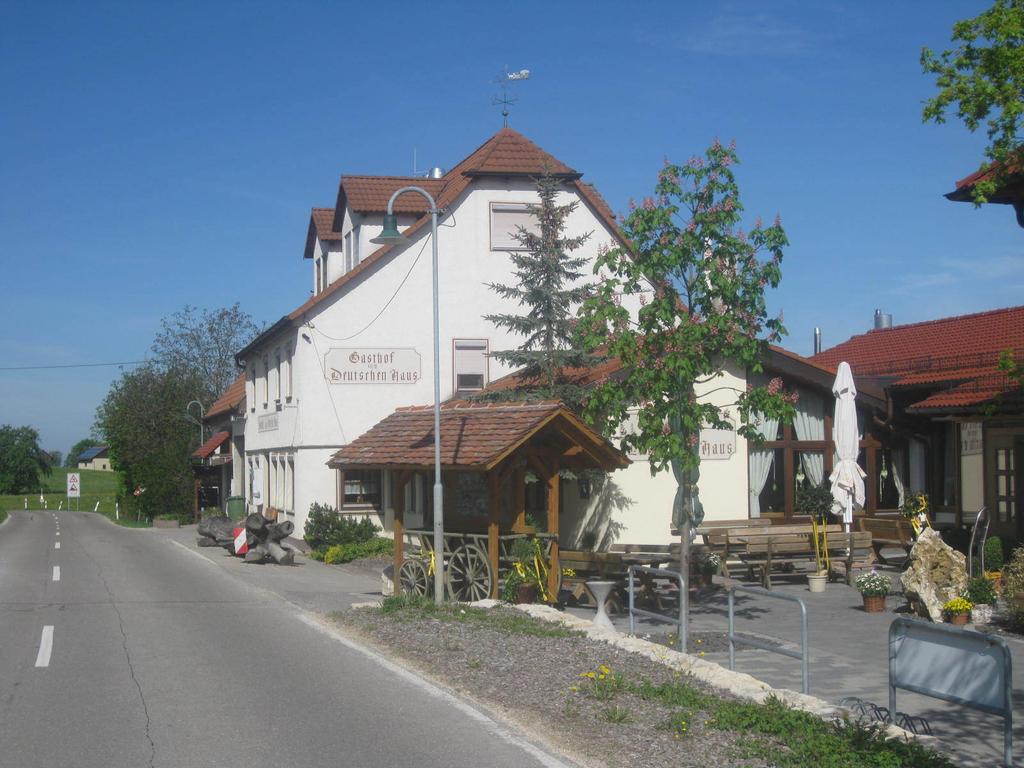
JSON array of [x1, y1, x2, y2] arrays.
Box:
[[0, 468, 148, 526]]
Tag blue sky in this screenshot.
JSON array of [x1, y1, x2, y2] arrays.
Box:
[[1, 0, 1018, 456]]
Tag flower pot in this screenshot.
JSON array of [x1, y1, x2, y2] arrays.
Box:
[[972, 604, 994, 625], [946, 612, 970, 626], [515, 582, 539, 605], [862, 594, 886, 613], [807, 573, 827, 593]]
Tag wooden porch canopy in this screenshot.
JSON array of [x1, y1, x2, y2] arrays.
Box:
[[328, 400, 629, 598]]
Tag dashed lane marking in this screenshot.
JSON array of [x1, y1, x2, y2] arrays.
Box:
[[35, 626, 53, 668], [52, 566, 60, 582]]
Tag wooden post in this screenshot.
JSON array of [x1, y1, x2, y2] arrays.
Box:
[[513, 465, 527, 531], [393, 473, 405, 589], [546, 461, 560, 601], [488, 472, 500, 599]]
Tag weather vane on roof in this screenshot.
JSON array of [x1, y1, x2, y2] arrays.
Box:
[[492, 66, 530, 127]]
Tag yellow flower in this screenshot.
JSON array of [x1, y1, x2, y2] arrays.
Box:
[[698, 651, 705, 657], [599, 664, 610, 675]]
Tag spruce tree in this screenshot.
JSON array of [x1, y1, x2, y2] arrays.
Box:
[[484, 171, 593, 407]]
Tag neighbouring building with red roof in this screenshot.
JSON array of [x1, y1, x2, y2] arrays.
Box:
[[814, 305, 1024, 540], [946, 160, 1024, 227], [189, 374, 246, 515]]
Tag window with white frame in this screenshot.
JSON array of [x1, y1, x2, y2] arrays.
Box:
[[322, 251, 329, 286], [490, 202, 539, 250], [453, 339, 488, 392], [344, 231, 356, 272], [284, 345, 293, 401], [273, 348, 281, 403], [261, 355, 269, 408], [285, 455, 294, 514], [247, 366, 255, 413], [315, 257, 322, 294]]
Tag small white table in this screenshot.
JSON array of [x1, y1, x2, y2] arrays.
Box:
[[586, 580, 617, 632]]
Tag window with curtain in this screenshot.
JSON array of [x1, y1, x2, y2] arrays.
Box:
[[344, 470, 381, 508]]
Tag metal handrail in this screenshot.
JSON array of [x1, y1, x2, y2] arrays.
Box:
[[627, 565, 686, 653], [728, 585, 809, 694]]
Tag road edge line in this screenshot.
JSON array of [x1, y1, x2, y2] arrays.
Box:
[[295, 612, 575, 768]]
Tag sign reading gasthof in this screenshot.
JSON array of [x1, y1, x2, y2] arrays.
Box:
[[325, 348, 421, 384]]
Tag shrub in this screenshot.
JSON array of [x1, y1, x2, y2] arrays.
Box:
[[303, 502, 380, 551], [794, 483, 834, 522], [1004, 547, 1024, 600], [322, 537, 392, 565], [966, 576, 997, 606], [984, 536, 1004, 572]]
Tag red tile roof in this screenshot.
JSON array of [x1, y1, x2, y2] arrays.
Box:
[[947, 160, 1024, 204], [311, 208, 342, 240], [328, 400, 627, 471], [813, 305, 1024, 412], [192, 430, 230, 460], [284, 127, 625, 326], [341, 176, 446, 215], [205, 374, 246, 421]]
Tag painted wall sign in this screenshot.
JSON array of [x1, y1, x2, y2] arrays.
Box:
[[960, 422, 982, 457], [700, 429, 736, 460], [258, 413, 279, 433], [325, 348, 421, 384]]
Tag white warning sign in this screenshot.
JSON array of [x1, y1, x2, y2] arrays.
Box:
[[67, 473, 80, 498]]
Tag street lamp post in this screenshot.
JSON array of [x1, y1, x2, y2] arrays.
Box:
[[371, 188, 445, 604], [186, 400, 205, 447]]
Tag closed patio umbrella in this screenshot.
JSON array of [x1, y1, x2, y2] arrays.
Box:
[[829, 362, 865, 534]]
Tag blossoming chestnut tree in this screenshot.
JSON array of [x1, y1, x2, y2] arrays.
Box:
[[576, 140, 796, 606]]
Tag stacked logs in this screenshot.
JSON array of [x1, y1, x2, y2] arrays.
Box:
[[197, 513, 295, 565]]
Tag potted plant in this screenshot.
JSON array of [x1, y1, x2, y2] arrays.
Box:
[[942, 597, 973, 626], [900, 491, 930, 537], [966, 577, 997, 625], [795, 483, 834, 586], [854, 571, 891, 612], [694, 552, 720, 587], [504, 537, 545, 604]]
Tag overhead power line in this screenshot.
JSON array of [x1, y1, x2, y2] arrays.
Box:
[[0, 360, 150, 372]]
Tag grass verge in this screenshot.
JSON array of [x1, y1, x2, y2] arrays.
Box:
[[378, 594, 583, 639], [347, 598, 953, 768]]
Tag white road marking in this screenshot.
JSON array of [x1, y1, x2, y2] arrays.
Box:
[[35, 626, 54, 668], [169, 539, 220, 568], [52, 566, 60, 582], [296, 613, 572, 768], [56, 532, 60, 537], [54, 542, 60, 550]]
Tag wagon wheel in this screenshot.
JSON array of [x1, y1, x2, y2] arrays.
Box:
[[398, 558, 431, 597], [446, 544, 494, 603]]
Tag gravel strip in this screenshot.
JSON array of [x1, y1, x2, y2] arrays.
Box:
[[333, 604, 775, 768]]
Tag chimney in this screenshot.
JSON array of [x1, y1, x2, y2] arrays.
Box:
[[813, 327, 822, 355], [873, 309, 892, 330]]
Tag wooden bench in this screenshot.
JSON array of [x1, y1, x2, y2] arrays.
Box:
[[708, 526, 874, 589], [858, 517, 914, 564]]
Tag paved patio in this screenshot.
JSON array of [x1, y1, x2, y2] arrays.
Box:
[[568, 561, 1022, 767]]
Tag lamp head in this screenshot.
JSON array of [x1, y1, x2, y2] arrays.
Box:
[[370, 213, 403, 244]]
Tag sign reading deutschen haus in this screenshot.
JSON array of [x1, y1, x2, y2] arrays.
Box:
[[325, 348, 421, 384], [700, 428, 736, 460]]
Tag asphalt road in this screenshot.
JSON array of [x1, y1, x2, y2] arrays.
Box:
[[0, 511, 569, 768]]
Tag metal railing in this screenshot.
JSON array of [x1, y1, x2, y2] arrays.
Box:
[[728, 585, 809, 694], [627, 565, 686, 653]]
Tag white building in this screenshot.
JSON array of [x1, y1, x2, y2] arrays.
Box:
[[234, 128, 646, 536], [226, 128, 884, 547]]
